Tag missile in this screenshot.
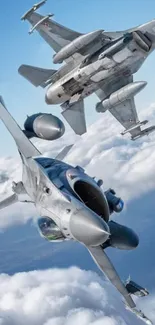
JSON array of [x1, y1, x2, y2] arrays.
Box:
[[131, 125, 155, 141], [96, 81, 147, 112], [21, 0, 47, 20], [98, 33, 133, 60], [24, 113, 65, 140], [125, 279, 149, 297], [29, 14, 54, 35], [53, 30, 103, 64], [121, 120, 148, 135]]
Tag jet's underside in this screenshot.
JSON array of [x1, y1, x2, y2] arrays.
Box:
[[19, 10, 155, 140]]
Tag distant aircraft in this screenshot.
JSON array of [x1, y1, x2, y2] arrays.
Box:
[[0, 96, 152, 324], [19, 0, 155, 139]]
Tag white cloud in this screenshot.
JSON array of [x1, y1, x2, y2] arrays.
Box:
[[65, 103, 155, 202], [0, 267, 147, 325]]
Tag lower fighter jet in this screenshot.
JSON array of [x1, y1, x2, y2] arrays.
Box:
[[0, 96, 152, 324]]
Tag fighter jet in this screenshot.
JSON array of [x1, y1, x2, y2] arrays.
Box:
[[0, 96, 152, 324], [19, 1, 155, 139]]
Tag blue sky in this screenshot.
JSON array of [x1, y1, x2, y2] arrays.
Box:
[[1, 0, 155, 155]]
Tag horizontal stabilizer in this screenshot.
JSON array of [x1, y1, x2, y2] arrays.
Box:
[[0, 193, 18, 210], [61, 100, 86, 135], [18, 65, 57, 88]]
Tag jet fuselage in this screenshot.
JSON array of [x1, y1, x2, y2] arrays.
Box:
[[45, 20, 155, 106], [20, 152, 139, 249]]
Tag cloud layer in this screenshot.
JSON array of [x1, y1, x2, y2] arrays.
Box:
[[0, 267, 150, 325]]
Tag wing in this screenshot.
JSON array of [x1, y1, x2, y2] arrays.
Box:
[[0, 193, 18, 210], [88, 246, 136, 308], [96, 76, 142, 138], [0, 97, 40, 158], [109, 98, 141, 138], [61, 100, 86, 135], [25, 12, 81, 53]]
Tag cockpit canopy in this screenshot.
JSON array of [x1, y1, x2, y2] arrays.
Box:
[[35, 157, 69, 181]]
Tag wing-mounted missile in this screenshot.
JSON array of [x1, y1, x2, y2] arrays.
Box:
[[29, 14, 54, 35], [98, 33, 133, 60], [21, 1, 54, 35], [96, 81, 147, 112], [23, 113, 65, 140], [131, 125, 155, 140], [21, 0, 47, 20], [124, 278, 151, 324], [53, 30, 103, 64], [125, 278, 149, 297], [121, 120, 148, 135], [98, 30, 152, 60]]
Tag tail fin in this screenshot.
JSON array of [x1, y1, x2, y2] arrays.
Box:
[[18, 64, 57, 88], [0, 97, 40, 158], [55, 144, 73, 161]]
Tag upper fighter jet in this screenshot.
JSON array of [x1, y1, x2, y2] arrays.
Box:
[[19, 1, 155, 139], [0, 96, 152, 324]]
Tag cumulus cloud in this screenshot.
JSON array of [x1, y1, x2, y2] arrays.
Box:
[[0, 267, 147, 325]]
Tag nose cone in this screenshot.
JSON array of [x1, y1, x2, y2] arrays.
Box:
[[126, 229, 139, 249], [70, 207, 110, 246], [135, 81, 147, 92], [129, 81, 147, 97], [47, 115, 65, 139], [35, 114, 65, 140]]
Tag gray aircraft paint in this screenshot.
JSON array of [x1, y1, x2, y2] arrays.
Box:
[[19, 10, 155, 139]]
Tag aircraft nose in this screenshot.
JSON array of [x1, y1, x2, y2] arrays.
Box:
[[70, 207, 110, 246]]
